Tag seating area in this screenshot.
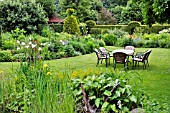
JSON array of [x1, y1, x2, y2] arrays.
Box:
[[94, 46, 152, 70]]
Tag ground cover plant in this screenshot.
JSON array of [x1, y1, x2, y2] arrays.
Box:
[[0, 47, 170, 112]]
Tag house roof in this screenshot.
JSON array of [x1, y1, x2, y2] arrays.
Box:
[[48, 16, 64, 23]]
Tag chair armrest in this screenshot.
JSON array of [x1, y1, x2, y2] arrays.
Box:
[[135, 52, 144, 58]]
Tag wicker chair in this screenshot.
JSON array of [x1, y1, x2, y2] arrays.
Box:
[[99, 47, 113, 57], [113, 52, 128, 69], [132, 49, 152, 69], [94, 48, 110, 67]]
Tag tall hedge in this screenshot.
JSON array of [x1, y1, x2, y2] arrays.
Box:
[[0, 1, 47, 34]]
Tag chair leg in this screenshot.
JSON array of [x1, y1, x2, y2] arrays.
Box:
[[114, 62, 116, 70], [96, 60, 99, 67], [105, 59, 108, 67], [147, 60, 149, 67], [132, 60, 134, 69]]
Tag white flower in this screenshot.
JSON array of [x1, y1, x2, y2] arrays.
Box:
[[59, 40, 63, 42], [38, 47, 42, 51], [17, 47, 20, 50], [29, 37, 32, 41], [31, 44, 37, 48], [25, 45, 29, 48], [17, 40, 20, 44], [29, 41, 32, 45], [21, 42, 26, 46]]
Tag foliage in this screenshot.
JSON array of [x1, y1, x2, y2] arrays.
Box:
[[71, 71, 167, 112], [0, 0, 47, 34], [120, 0, 143, 25], [63, 9, 81, 35], [79, 23, 87, 35], [58, 0, 100, 22], [0, 50, 13, 62], [64, 45, 75, 57], [11, 28, 26, 41], [110, 5, 124, 24], [128, 21, 141, 35], [36, 0, 56, 17], [98, 7, 116, 25], [131, 0, 170, 26], [102, 34, 117, 46], [85, 20, 96, 33]]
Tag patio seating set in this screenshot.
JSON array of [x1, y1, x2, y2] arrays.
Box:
[[94, 46, 152, 70]]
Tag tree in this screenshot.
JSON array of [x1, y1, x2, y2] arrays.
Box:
[[0, 1, 47, 33], [98, 7, 116, 25], [120, 0, 143, 24], [36, 0, 56, 18], [132, 0, 170, 26], [58, 0, 102, 22]]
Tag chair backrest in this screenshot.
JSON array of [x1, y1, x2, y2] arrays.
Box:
[[141, 49, 152, 61], [99, 47, 107, 55], [113, 52, 127, 63], [125, 46, 135, 51], [94, 48, 101, 60]]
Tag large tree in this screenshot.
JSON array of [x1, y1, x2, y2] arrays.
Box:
[[120, 0, 143, 24], [0, 0, 47, 33], [132, 0, 170, 26], [36, 0, 56, 18], [58, 0, 102, 22]]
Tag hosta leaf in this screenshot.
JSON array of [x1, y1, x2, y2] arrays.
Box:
[[115, 91, 121, 97], [124, 99, 129, 103], [95, 98, 101, 108], [110, 104, 118, 112], [101, 102, 109, 110], [89, 95, 96, 100], [104, 90, 112, 96], [129, 95, 137, 103]]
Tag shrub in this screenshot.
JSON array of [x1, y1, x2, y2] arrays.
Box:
[[0, 51, 13, 62], [2, 40, 15, 50], [127, 21, 141, 35], [63, 8, 81, 35], [69, 41, 86, 55], [115, 37, 136, 47], [102, 34, 117, 46], [71, 72, 164, 112], [85, 20, 96, 34], [144, 40, 159, 48], [107, 28, 128, 38], [64, 45, 75, 57], [79, 23, 87, 35], [95, 39, 106, 47], [158, 39, 167, 48]]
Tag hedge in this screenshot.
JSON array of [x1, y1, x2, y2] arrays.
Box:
[[91, 23, 170, 34]]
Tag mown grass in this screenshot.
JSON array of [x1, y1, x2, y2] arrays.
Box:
[[0, 47, 170, 111]]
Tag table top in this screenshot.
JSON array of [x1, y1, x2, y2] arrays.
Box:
[[112, 49, 134, 56]]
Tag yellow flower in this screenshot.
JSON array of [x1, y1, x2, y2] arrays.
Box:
[[58, 72, 63, 79], [43, 64, 48, 68], [46, 72, 51, 76], [0, 71, 3, 74]]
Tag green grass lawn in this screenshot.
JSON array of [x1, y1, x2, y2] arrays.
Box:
[[0, 47, 170, 111]]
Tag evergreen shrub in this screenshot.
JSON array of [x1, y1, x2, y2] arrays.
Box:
[[102, 34, 117, 46]]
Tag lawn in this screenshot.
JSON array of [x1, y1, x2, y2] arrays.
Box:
[[0, 47, 170, 111]]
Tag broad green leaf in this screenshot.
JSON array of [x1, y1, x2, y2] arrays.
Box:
[[89, 95, 96, 100], [101, 102, 109, 110], [104, 90, 112, 96], [129, 95, 137, 103], [95, 98, 101, 108], [110, 104, 118, 113], [115, 91, 121, 97]]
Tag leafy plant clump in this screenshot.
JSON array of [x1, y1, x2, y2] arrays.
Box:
[[71, 72, 167, 113]]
